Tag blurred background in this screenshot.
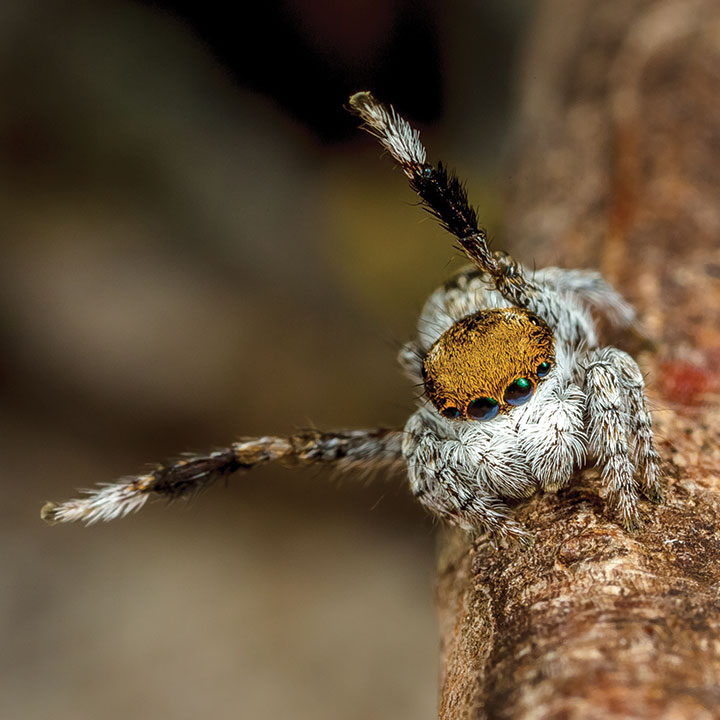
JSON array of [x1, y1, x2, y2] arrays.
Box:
[[0, 1, 533, 718]]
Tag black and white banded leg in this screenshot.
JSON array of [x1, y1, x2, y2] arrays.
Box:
[[42, 429, 405, 525]]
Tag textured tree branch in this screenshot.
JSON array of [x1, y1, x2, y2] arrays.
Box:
[[436, 1, 720, 718]]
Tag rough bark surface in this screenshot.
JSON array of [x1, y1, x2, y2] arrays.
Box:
[[435, 1, 720, 718]]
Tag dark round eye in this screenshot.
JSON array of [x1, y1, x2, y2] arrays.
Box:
[[441, 406, 460, 419], [504, 378, 534, 406], [527, 314, 542, 326], [467, 397, 499, 421], [537, 361, 551, 378]]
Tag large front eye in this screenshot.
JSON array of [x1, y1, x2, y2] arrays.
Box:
[[467, 397, 499, 421], [504, 378, 534, 406]]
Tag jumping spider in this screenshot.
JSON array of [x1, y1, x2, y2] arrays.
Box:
[[42, 92, 662, 544]]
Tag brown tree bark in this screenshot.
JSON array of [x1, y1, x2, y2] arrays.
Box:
[[436, 1, 720, 718]]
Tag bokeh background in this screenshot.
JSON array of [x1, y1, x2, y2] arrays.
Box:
[[1, 2, 532, 718]]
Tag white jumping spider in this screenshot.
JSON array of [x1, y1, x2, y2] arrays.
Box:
[[42, 92, 662, 543]]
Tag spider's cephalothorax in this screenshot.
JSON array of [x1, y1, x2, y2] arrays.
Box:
[[42, 92, 662, 544], [423, 308, 555, 421]]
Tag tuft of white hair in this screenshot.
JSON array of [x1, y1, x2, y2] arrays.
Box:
[[41, 476, 153, 525], [348, 91, 427, 172]]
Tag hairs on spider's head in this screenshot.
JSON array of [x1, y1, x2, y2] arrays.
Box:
[[423, 308, 555, 421]]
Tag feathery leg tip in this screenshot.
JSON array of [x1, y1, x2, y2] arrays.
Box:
[[347, 91, 376, 112], [41, 502, 59, 525]]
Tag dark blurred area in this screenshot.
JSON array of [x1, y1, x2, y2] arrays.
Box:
[[0, 1, 531, 718], [141, 0, 445, 138]]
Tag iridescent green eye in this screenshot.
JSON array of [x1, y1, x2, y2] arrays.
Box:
[[504, 378, 534, 406], [537, 361, 551, 378], [441, 406, 460, 419], [467, 397, 499, 421]]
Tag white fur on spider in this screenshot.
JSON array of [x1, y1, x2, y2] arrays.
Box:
[[43, 476, 153, 525], [402, 264, 658, 539], [349, 92, 427, 170], [44, 93, 661, 540]]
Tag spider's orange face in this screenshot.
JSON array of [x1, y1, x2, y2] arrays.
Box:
[[422, 308, 555, 421]]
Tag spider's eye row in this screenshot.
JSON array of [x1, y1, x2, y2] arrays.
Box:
[[504, 378, 534, 406], [537, 361, 551, 378], [441, 406, 460, 419], [467, 397, 499, 421]]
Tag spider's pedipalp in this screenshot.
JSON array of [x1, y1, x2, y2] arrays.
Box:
[[518, 376, 588, 492], [403, 411, 533, 544], [42, 429, 405, 525]]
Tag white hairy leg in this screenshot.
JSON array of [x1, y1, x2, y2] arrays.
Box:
[[593, 347, 662, 502], [584, 348, 643, 528]]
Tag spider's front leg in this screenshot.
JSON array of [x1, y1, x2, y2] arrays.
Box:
[[584, 347, 661, 529], [42, 429, 405, 524], [403, 412, 534, 544]]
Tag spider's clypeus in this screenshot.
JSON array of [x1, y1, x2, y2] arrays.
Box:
[[42, 92, 662, 544]]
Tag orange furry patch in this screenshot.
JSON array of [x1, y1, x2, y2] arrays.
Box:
[[423, 308, 555, 420]]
